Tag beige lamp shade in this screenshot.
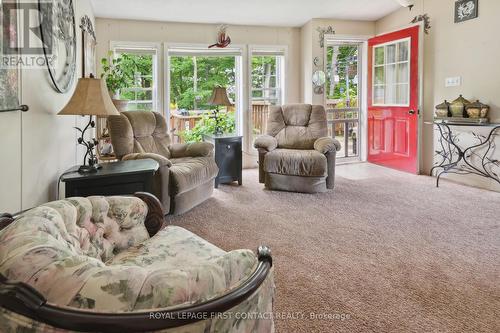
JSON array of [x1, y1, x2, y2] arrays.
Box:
[[207, 87, 232, 107], [58, 78, 120, 117]]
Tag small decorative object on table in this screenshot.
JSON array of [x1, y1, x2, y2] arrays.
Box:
[[449, 95, 470, 118], [207, 86, 233, 135], [58, 76, 120, 174], [60, 159, 159, 198], [435, 100, 450, 118], [203, 134, 242, 188], [435, 95, 489, 124], [465, 100, 489, 119]]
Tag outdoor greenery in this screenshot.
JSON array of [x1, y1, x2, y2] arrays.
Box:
[[100, 51, 130, 97], [101, 51, 155, 110], [251, 56, 278, 101], [181, 111, 236, 143], [119, 53, 155, 111], [326, 45, 359, 108], [170, 56, 236, 110]]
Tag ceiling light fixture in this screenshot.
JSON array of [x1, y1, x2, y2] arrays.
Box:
[[396, 0, 415, 11]]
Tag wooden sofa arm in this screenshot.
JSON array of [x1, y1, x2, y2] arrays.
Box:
[[134, 192, 166, 237], [0, 246, 273, 333]]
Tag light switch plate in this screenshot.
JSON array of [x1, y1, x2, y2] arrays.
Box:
[[445, 76, 461, 87]]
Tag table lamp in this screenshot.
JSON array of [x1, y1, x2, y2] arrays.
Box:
[[58, 76, 120, 173], [207, 86, 232, 135]]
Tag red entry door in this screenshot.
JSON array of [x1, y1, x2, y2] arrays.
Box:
[[368, 26, 420, 174]]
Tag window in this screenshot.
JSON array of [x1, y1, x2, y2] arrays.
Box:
[[169, 55, 236, 111], [373, 38, 410, 106], [167, 46, 243, 143], [250, 48, 285, 140], [114, 47, 159, 111]]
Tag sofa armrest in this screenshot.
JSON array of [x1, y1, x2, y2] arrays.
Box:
[[254, 135, 278, 152], [169, 142, 214, 158], [314, 137, 341, 154], [134, 192, 166, 237], [122, 153, 172, 168]]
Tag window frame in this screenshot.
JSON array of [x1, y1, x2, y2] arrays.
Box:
[[371, 37, 411, 108], [109, 41, 161, 112], [250, 54, 285, 106], [248, 46, 287, 107]]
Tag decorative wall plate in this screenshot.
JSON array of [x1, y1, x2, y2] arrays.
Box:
[[38, 0, 77, 93]]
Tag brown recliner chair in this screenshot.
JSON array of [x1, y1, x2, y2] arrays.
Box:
[[254, 104, 341, 193], [108, 111, 218, 215]]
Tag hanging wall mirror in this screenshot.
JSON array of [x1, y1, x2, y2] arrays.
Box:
[[312, 70, 326, 94]]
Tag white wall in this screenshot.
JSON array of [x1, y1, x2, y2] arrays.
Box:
[[0, 0, 95, 212], [376, 0, 500, 191]]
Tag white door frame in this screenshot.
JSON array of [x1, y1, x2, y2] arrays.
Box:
[[323, 34, 370, 162]]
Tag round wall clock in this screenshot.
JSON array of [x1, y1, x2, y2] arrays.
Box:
[[38, 0, 77, 93]]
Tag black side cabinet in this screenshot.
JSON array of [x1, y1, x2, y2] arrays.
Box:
[[203, 134, 242, 188], [60, 159, 159, 197]]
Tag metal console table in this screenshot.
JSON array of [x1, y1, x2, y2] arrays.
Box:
[[428, 121, 500, 187]]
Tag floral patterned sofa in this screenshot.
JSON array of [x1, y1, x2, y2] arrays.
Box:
[[0, 194, 274, 332]]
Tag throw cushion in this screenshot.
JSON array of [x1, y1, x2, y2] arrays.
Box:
[[264, 149, 328, 177]]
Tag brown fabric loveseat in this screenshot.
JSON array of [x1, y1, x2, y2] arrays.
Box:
[[108, 111, 218, 215], [254, 104, 341, 193]]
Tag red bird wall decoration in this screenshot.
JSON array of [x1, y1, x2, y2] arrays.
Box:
[[209, 25, 231, 48]]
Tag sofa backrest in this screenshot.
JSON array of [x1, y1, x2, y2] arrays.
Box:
[[0, 197, 149, 267], [266, 104, 328, 150], [108, 111, 171, 159]]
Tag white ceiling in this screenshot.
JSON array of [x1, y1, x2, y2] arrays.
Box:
[[90, 0, 402, 27]]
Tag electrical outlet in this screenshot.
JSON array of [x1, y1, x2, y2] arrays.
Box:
[[445, 77, 461, 87]]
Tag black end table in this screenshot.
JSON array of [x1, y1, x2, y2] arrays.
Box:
[[61, 159, 159, 198], [203, 134, 243, 188]]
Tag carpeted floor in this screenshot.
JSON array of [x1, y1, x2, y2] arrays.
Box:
[[166, 163, 500, 333]]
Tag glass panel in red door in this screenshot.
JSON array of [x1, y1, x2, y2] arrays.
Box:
[[368, 26, 420, 174]]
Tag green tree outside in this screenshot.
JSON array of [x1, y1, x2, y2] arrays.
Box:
[[325, 45, 359, 108]]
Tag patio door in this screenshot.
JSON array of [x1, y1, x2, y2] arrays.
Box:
[[325, 41, 363, 160], [367, 25, 421, 174]]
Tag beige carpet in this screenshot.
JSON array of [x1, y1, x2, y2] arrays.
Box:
[[166, 164, 500, 333]]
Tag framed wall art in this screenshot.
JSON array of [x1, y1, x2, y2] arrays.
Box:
[[455, 0, 478, 23], [0, 0, 20, 111]]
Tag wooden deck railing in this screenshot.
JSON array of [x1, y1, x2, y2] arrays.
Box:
[[252, 103, 270, 136], [170, 104, 272, 143]]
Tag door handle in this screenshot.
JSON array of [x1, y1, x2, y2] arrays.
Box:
[[409, 109, 416, 115]]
